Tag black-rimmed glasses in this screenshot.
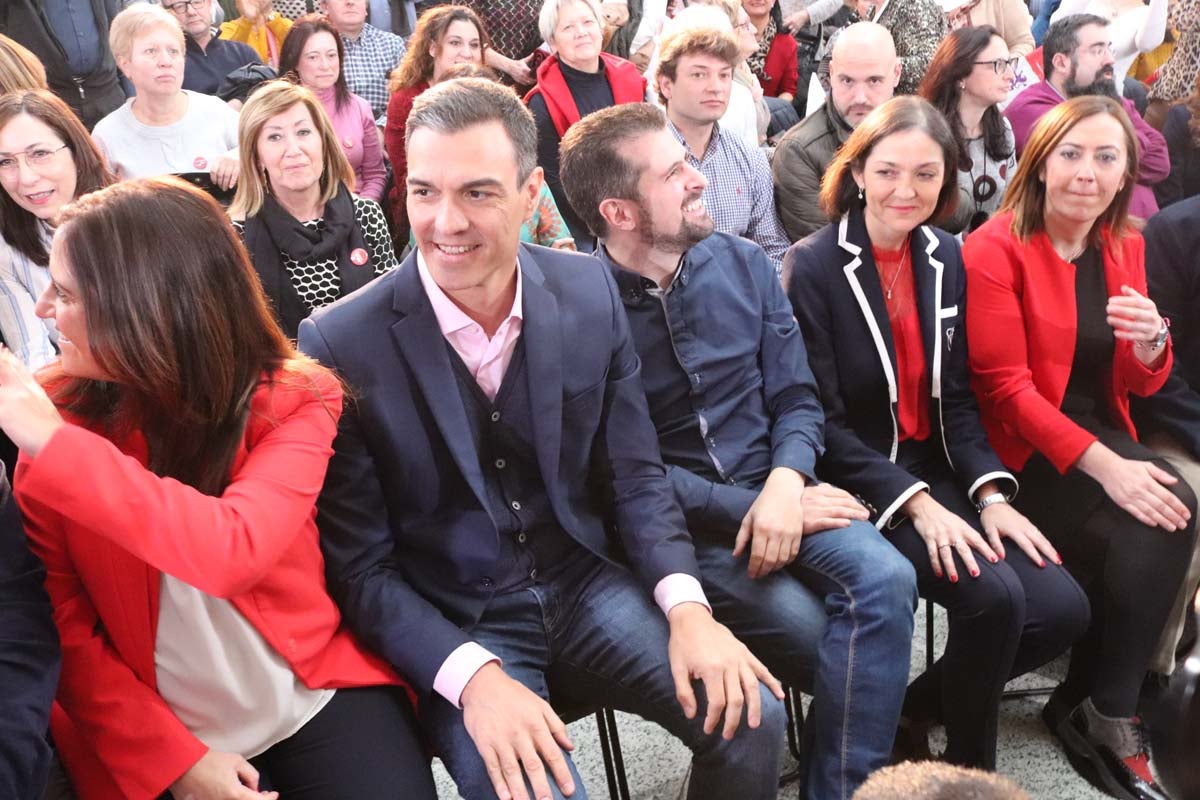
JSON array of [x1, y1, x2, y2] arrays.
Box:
[[973, 57, 1020, 74]]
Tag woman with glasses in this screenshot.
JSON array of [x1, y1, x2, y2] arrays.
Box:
[[0, 90, 114, 369], [278, 14, 386, 202], [919, 26, 1018, 236], [786, 96, 1088, 771], [963, 95, 1195, 800], [93, 3, 240, 189]]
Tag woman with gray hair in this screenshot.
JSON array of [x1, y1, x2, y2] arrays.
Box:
[[525, 0, 646, 248], [92, 2, 240, 188]]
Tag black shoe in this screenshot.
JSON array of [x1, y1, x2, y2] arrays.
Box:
[[1052, 703, 1170, 800], [889, 716, 934, 764], [1041, 686, 1078, 736]]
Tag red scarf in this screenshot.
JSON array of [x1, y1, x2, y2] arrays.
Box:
[[524, 52, 647, 137]]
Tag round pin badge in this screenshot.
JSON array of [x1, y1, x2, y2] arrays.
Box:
[[350, 248, 369, 266], [193, 156, 208, 170]]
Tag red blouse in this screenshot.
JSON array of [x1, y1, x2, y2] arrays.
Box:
[[873, 242, 930, 442]]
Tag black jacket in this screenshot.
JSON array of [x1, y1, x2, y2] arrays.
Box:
[[1, 0, 125, 129], [0, 464, 60, 800], [785, 208, 1015, 526], [1132, 195, 1200, 457]]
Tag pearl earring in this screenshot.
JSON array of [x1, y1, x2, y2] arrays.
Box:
[[857, 186, 864, 201]]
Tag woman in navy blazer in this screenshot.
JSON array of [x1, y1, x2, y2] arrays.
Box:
[[785, 96, 1088, 770]]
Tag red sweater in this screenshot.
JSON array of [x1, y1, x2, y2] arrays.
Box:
[[757, 33, 798, 98], [963, 211, 1172, 473], [384, 80, 429, 230], [17, 369, 409, 800]]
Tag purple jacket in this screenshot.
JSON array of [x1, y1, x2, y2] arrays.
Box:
[[1005, 80, 1170, 219]]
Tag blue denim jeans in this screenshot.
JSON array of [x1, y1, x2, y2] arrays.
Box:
[[694, 519, 917, 800], [422, 553, 788, 800]]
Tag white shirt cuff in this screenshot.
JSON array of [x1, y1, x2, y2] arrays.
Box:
[[433, 642, 501, 709], [653, 573, 711, 617]]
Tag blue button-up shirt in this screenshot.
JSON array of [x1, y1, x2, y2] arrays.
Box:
[[667, 120, 790, 275], [43, 0, 102, 75], [599, 233, 825, 536]]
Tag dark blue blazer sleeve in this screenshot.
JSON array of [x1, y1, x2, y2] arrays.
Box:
[[0, 468, 59, 800], [1137, 205, 1200, 458], [299, 319, 474, 694]]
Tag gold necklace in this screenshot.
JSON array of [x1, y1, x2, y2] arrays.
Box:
[[883, 237, 911, 301]]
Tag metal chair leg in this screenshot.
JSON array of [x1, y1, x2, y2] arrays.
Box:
[[594, 708, 632, 800], [779, 685, 805, 787]]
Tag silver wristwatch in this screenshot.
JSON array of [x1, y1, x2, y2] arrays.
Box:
[[975, 492, 1008, 513]]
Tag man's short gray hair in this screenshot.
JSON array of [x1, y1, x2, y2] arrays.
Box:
[[405, 77, 538, 183], [539, 0, 604, 46]]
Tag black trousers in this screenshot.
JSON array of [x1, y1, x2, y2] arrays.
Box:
[[247, 686, 435, 799], [1016, 428, 1199, 718], [887, 442, 1091, 769]]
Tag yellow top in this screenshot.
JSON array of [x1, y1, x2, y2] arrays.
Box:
[[218, 14, 294, 69]]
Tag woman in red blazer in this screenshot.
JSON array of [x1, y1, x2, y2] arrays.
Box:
[[0, 178, 435, 800], [964, 95, 1196, 800]]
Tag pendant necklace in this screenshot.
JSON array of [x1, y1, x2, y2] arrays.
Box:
[[884, 237, 911, 301]]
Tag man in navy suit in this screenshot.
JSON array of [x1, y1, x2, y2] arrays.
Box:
[[299, 77, 787, 800]]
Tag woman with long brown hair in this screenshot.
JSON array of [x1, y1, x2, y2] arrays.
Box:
[[919, 25, 1018, 235], [0, 176, 434, 800], [384, 5, 488, 233], [964, 95, 1196, 800], [0, 90, 113, 369]]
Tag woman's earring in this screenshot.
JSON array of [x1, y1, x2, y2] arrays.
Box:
[[857, 185, 865, 202]]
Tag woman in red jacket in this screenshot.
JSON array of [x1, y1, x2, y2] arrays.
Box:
[[384, 5, 488, 236], [0, 177, 435, 800], [963, 95, 1195, 800]]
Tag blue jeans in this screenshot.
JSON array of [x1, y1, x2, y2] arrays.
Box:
[[694, 520, 917, 800], [422, 553, 787, 800]]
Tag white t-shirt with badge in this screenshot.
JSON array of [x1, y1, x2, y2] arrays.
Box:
[[92, 90, 239, 180]]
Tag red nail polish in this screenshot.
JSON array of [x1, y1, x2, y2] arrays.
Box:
[[990, 556, 998, 563], [970, 569, 979, 577], [934, 570, 942, 579], [950, 574, 958, 583]]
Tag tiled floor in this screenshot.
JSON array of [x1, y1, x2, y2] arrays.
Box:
[[431, 599, 1110, 799]]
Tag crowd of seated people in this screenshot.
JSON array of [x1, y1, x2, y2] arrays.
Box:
[[3, 1, 1200, 800]]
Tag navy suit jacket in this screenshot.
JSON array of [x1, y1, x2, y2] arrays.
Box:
[[0, 465, 59, 799], [298, 244, 701, 693], [785, 209, 1015, 527], [1133, 195, 1200, 458]]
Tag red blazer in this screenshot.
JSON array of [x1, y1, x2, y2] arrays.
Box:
[[15, 368, 408, 800], [383, 81, 428, 230], [757, 33, 798, 99], [963, 211, 1173, 474]]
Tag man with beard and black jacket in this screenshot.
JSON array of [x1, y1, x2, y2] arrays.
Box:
[[1, 0, 126, 129]]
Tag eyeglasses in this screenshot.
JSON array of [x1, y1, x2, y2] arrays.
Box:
[[973, 57, 1020, 74], [163, 0, 206, 12], [0, 145, 69, 175]]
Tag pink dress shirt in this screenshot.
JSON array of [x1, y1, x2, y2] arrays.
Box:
[[416, 253, 709, 707]]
